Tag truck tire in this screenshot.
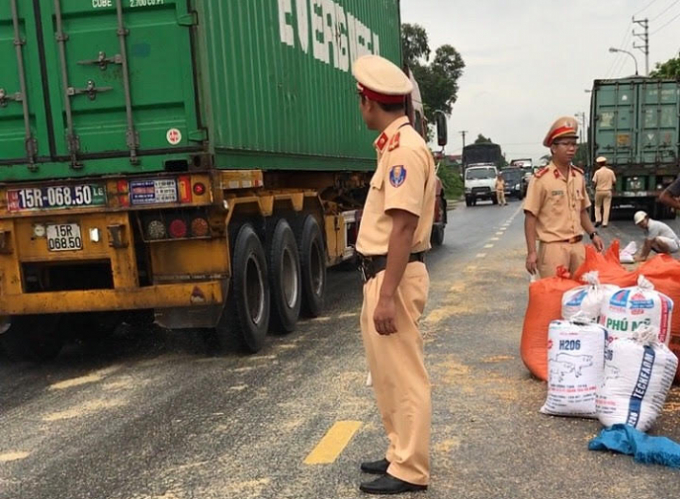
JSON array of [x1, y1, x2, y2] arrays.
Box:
[[298, 216, 326, 318], [431, 197, 446, 246], [431, 224, 445, 246], [465, 197, 472, 207], [268, 219, 302, 334], [492, 193, 498, 205], [214, 224, 270, 353], [0, 315, 64, 362]]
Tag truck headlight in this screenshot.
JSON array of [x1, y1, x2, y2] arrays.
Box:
[[465, 188, 472, 193], [515, 183, 520, 190]]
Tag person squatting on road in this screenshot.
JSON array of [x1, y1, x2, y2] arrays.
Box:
[[591, 156, 616, 228], [633, 210, 680, 261], [352, 54, 435, 495], [495, 172, 508, 206], [524, 116, 604, 278]]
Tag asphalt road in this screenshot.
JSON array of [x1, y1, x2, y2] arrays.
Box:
[[1, 198, 679, 499]]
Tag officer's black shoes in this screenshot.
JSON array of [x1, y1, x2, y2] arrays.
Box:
[[359, 474, 427, 495], [595, 222, 602, 228], [602, 224, 608, 228], [360, 458, 390, 475]]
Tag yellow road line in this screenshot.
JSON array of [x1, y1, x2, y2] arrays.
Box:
[[304, 421, 362, 465]]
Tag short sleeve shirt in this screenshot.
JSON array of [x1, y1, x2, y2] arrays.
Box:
[[646, 220, 679, 242], [495, 178, 505, 191], [666, 176, 680, 197], [592, 166, 616, 191], [356, 116, 436, 256], [523, 162, 591, 242]]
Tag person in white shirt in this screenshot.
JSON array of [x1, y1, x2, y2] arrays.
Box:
[[633, 210, 680, 261]]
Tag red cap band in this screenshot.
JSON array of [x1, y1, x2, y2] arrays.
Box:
[[358, 84, 407, 104], [548, 125, 577, 145]]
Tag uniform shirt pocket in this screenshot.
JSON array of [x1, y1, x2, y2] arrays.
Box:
[[547, 189, 566, 217]]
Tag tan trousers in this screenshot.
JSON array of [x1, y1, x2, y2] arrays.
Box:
[[538, 241, 586, 278], [361, 262, 431, 486], [595, 191, 613, 225], [496, 190, 506, 205]]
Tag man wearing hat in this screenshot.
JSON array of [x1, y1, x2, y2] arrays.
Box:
[[591, 156, 616, 228], [352, 54, 435, 495], [524, 117, 604, 278], [633, 210, 680, 261]]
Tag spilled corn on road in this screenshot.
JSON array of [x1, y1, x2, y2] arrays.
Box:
[[1, 198, 679, 499]]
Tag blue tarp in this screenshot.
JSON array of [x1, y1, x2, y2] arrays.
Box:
[[589, 424, 680, 469]]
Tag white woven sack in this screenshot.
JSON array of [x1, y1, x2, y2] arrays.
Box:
[[541, 319, 608, 418], [599, 275, 674, 345], [596, 329, 678, 432], [562, 271, 619, 322]]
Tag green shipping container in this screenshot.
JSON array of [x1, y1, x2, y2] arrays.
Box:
[[0, 0, 401, 182], [589, 78, 680, 167]]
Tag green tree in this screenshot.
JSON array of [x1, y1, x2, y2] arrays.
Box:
[[402, 24, 465, 123], [650, 56, 680, 78], [474, 134, 492, 144], [401, 24, 430, 67]]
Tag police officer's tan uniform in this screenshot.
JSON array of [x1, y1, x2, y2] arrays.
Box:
[[354, 56, 436, 487], [495, 175, 507, 206], [524, 118, 592, 278], [592, 156, 616, 226]]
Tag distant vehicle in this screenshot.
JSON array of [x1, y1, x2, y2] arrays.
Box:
[[589, 77, 680, 219], [501, 168, 526, 199], [510, 158, 533, 170], [464, 164, 499, 206], [463, 143, 503, 169]]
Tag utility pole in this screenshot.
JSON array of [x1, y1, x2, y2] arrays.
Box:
[[633, 17, 649, 76], [459, 130, 468, 150]]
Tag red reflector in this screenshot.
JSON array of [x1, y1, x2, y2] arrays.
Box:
[[193, 182, 206, 196], [168, 219, 187, 239], [178, 176, 192, 203], [191, 218, 209, 237]]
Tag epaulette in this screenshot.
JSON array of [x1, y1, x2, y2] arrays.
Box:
[[572, 166, 584, 175], [387, 132, 401, 151], [535, 167, 549, 179]]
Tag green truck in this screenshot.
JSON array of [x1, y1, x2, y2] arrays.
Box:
[[0, 0, 447, 360], [589, 77, 680, 219]]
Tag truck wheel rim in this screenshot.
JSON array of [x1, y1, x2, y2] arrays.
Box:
[[246, 255, 265, 325], [282, 247, 299, 308]]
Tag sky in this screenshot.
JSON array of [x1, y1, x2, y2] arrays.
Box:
[[401, 0, 680, 163]]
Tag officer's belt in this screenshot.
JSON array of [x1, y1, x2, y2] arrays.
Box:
[[356, 252, 425, 282], [544, 235, 583, 244]]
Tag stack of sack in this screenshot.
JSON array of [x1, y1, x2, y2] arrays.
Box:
[[523, 241, 680, 384], [525, 257, 678, 431]]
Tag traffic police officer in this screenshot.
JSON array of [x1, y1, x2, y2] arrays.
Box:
[[352, 54, 435, 495], [524, 117, 604, 278], [592, 156, 616, 228]]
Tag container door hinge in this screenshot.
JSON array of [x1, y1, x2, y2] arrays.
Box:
[[188, 129, 208, 142], [178, 12, 198, 27]]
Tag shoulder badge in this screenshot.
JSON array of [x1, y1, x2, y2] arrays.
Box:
[[535, 167, 549, 179], [387, 132, 401, 151], [572, 166, 584, 175], [389, 165, 407, 187]]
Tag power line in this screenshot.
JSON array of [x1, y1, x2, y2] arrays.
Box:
[[651, 0, 680, 21], [606, 22, 633, 78], [635, 0, 662, 15], [651, 10, 680, 34]]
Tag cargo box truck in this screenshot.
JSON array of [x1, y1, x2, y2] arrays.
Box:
[[589, 77, 680, 219], [0, 0, 447, 360]]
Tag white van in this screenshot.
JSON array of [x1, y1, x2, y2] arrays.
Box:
[[464, 164, 498, 206]]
